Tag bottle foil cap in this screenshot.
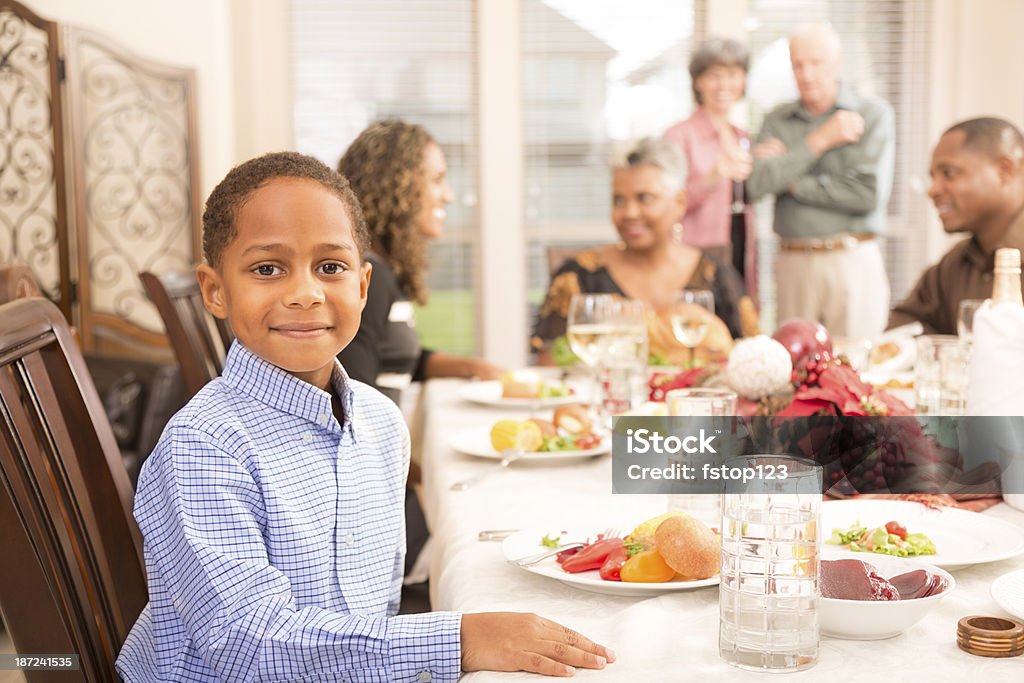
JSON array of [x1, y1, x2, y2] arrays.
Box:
[[995, 247, 1021, 273]]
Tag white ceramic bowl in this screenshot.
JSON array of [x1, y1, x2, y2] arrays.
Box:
[[819, 552, 955, 640]]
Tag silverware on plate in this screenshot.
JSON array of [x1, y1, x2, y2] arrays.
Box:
[[507, 527, 620, 567], [478, 529, 519, 542]]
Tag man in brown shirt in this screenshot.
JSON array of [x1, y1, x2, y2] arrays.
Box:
[[888, 117, 1024, 334]]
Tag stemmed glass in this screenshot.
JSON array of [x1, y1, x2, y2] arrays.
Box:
[[670, 289, 715, 367], [567, 294, 615, 417], [566, 294, 648, 418]]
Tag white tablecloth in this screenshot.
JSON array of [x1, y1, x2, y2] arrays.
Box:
[[419, 379, 1024, 682]]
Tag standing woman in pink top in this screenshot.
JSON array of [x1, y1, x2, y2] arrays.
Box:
[[664, 37, 757, 299]]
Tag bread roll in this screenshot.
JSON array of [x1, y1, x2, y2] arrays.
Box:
[[500, 370, 541, 398], [654, 514, 720, 580], [552, 404, 592, 436], [647, 304, 733, 367], [528, 418, 557, 438]]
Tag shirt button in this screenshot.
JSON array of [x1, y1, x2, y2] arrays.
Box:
[[418, 671, 433, 682], [302, 433, 313, 443], [344, 533, 354, 545], [320, 413, 331, 426]]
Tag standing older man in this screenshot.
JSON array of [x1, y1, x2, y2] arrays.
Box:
[[888, 118, 1024, 334], [748, 23, 895, 338]]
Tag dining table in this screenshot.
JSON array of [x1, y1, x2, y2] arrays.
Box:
[[417, 377, 1024, 682]]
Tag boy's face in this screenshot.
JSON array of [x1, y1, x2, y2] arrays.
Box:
[[197, 177, 371, 391]]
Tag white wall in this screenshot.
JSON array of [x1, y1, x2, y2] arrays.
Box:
[[927, 0, 1024, 261], [29, 0, 237, 199]]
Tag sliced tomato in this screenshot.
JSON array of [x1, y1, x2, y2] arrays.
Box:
[[885, 521, 908, 540]]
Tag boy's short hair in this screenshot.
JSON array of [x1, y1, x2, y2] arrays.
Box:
[[202, 151, 371, 268]]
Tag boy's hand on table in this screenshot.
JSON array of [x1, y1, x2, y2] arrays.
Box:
[[461, 612, 614, 677]]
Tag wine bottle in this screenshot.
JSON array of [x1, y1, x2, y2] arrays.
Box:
[[991, 247, 1023, 306]]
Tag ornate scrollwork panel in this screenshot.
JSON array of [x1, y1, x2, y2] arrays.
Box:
[[66, 28, 199, 343], [0, 4, 62, 303]]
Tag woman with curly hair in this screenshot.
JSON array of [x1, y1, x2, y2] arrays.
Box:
[[338, 120, 502, 402]]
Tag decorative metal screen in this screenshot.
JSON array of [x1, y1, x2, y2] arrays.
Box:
[[63, 26, 200, 355], [0, 0, 70, 314]]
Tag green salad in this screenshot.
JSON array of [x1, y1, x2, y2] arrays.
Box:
[[827, 520, 937, 557]]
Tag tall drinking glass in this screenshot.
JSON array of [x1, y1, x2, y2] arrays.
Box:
[[566, 294, 615, 418], [670, 289, 715, 367], [601, 298, 649, 415], [665, 388, 736, 526], [915, 334, 969, 415], [720, 455, 822, 672]]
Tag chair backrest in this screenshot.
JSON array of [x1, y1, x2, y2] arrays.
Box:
[[0, 297, 146, 682], [140, 270, 232, 397], [544, 243, 612, 277], [0, 263, 43, 304]]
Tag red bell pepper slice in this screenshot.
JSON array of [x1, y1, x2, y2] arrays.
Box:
[[560, 538, 623, 573]]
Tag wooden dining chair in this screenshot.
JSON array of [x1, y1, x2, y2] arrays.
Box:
[[140, 269, 233, 397], [0, 297, 147, 682], [0, 263, 43, 304]]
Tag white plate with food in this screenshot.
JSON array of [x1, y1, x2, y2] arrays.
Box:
[[869, 336, 916, 373], [501, 523, 720, 597], [448, 426, 609, 461], [822, 499, 1024, 569], [860, 370, 915, 406], [991, 568, 1024, 621], [458, 378, 584, 408]]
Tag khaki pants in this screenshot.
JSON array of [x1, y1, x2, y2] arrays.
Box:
[[776, 240, 889, 339]]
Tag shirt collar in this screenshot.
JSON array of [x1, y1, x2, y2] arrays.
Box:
[[220, 341, 354, 433], [789, 83, 860, 120]]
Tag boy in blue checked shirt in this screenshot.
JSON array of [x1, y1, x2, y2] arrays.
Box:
[[116, 152, 613, 682]]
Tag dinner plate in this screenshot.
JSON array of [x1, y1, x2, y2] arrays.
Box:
[[448, 426, 609, 461], [821, 500, 1024, 569], [458, 379, 587, 408], [869, 336, 916, 373], [991, 568, 1024, 621], [501, 527, 719, 597], [860, 370, 915, 407]]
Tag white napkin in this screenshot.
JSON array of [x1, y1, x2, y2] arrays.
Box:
[[966, 301, 1024, 416], [966, 302, 1024, 511]]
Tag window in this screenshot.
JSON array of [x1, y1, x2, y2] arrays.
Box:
[[291, 0, 479, 355], [743, 0, 931, 326], [523, 0, 697, 305]]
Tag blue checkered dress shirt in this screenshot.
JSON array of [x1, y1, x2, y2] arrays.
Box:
[[116, 342, 461, 682]]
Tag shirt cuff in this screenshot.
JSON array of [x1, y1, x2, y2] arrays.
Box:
[[387, 611, 462, 682]]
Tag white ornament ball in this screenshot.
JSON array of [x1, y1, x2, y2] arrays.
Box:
[[726, 335, 793, 400]]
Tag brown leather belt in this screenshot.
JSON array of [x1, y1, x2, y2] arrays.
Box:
[[779, 233, 876, 253]]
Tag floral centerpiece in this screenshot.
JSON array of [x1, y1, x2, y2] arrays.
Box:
[[648, 324, 939, 494]]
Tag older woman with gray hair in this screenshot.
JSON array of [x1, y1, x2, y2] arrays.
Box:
[[531, 137, 759, 366], [664, 36, 758, 298]]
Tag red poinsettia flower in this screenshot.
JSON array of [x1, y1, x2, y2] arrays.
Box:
[[779, 361, 913, 417]]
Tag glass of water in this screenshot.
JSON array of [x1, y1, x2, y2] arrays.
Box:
[[719, 455, 822, 673], [914, 335, 969, 415], [666, 388, 736, 526]]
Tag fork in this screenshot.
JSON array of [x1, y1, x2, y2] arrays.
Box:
[[450, 449, 523, 491], [509, 527, 620, 567]]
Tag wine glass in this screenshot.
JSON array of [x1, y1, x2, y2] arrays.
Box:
[[566, 294, 615, 416], [670, 289, 715, 367]]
